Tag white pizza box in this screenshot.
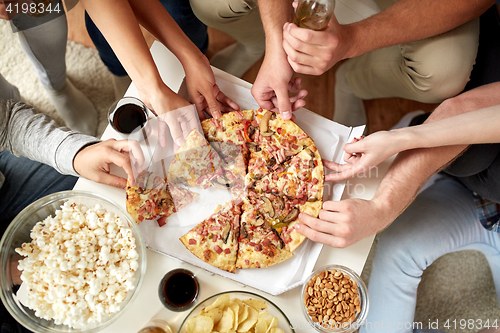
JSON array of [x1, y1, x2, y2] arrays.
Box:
[[135, 67, 365, 296]]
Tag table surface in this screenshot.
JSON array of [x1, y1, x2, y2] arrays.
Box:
[[73, 42, 392, 333]]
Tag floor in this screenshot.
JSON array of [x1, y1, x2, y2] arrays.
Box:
[[66, 2, 438, 134]]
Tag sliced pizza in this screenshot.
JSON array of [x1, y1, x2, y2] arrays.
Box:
[[126, 170, 173, 224], [246, 144, 324, 202], [167, 130, 225, 189], [179, 200, 243, 273]]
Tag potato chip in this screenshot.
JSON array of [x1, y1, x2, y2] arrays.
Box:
[[206, 295, 231, 312], [257, 311, 274, 327], [186, 315, 214, 333], [237, 306, 258, 332], [202, 307, 223, 324], [243, 299, 267, 311], [265, 318, 278, 333], [270, 328, 284, 333], [216, 308, 234, 333], [238, 305, 248, 324], [254, 318, 268, 333], [229, 301, 240, 330]]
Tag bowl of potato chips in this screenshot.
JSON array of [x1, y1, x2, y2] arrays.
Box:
[[179, 291, 294, 333]]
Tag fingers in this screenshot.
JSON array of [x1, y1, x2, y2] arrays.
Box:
[[295, 213, 347, 248], [164, 112, 185, 147], [95, 173, 128, 189], [204, 85, 222, 119], [105, 143, 137, 187], [275, 86, 292, 120], [288, 77, 302, 94], [322, 159, 344, 172], [217, 90, 240, 111]]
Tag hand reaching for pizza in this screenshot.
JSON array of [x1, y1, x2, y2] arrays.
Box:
[[183, 53, 240, 120], [295, 198, 392, 248], [251, 48, 308, 120], [323, 132, 402, 182], [74, 139, 144, 189]]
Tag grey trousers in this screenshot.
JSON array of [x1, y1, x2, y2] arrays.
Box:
[[0, 14, 68, 101]]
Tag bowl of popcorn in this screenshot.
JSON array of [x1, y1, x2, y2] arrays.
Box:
[[301, 265, 368, 333], [0, 191, 147, 333]]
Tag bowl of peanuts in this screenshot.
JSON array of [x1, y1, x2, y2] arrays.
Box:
[[0, 191, 147, 333], [301, 265, 368, 333]]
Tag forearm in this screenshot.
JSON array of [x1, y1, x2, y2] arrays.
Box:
[[127, 0, 203, 66], [343, 0, 494, 59], [81, 0, 165, 93], [258, 0, 294, 52], [0, 100, 98, 176], [372, 82, 500, 227]]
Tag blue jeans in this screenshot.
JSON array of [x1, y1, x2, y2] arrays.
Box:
[[360, 177, 500, 333], [85, 0, 208, 77]]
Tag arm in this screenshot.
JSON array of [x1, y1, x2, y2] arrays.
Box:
[[296, 82, 500, 247], [81, 0, 237, 127], [251, 0, 307, 119], [326, 83, 500, 181], [283, 0, 495, 75], [0, 100, 140, 188]]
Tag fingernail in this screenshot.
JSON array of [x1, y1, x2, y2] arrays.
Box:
[[214, 111, 222, 119], [295, 223, 301, 230], [283, 22, 287, 30], [175, 138, 184, 147], [282, 111, 292, 119]]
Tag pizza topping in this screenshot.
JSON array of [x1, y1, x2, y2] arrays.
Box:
[[221, 223, 231, 243], [253, 217, 265, 226], [254, 244, 262, 252], [188, 239, 197, 245], [214, 245, 223, 254], [282, 208, 299, 224], [259, 111, 274, 136], [235, 110, 245, 120], [261, 197, 275, 218]]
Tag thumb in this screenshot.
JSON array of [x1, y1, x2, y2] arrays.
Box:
[[205, 85, 222, 119], [342, 140, 364, 155]]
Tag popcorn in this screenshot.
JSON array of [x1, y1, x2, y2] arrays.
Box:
[[15, 201, 140, 330]]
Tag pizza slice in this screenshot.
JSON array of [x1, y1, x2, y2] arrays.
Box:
[[167, 130, 225, 189], [246, 144, 324, 202], [202, 110, 254, 144], [251, 108, 315, 164], [126, 170, 173, 224], [155, 182, 199, 227], [179, 200, 243, 273], [235, 190, 322, 269]]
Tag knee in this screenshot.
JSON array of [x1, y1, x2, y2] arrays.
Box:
[[401, 20, 479, 103], [190, 0, 257, 25]]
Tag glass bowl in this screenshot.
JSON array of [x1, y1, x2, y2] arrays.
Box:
[[301, 265, 369, 333], [0, 191, 147, 333], [178, 291, 295, 333]]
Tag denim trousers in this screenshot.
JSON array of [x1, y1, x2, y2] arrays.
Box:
[[360, 177, 500, 333], [84, 0, 208, 77]]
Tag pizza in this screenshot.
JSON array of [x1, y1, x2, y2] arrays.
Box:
[[179, 109, 324, 272], [179, 200, 242, 273], [126, 170, 198, 226]]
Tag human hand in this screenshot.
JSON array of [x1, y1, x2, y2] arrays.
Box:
[[184, 54, 239, 120], [74, 139, 144, 189], [323, 131, 402, 181], [295, 198, 392, 248], [251, 50, 308, 120], [282, 16, 349, 75]]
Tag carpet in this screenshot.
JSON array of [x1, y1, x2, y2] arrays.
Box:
[[1, 17, 499, 333], [0, 19, 114, 137]]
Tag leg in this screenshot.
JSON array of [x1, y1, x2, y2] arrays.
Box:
[[334, 17, 479, 127], [17, 15, 98, 135], [85, 0, 207, 97], [0, 151, 77, 237], [0, 73, 21, 101], [190, 0, 265, 77], [360, 177, 499, 333]]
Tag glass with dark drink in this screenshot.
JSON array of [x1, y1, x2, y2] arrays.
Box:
[[108, 97, 148, 135], [158, 269, 199, 312]]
